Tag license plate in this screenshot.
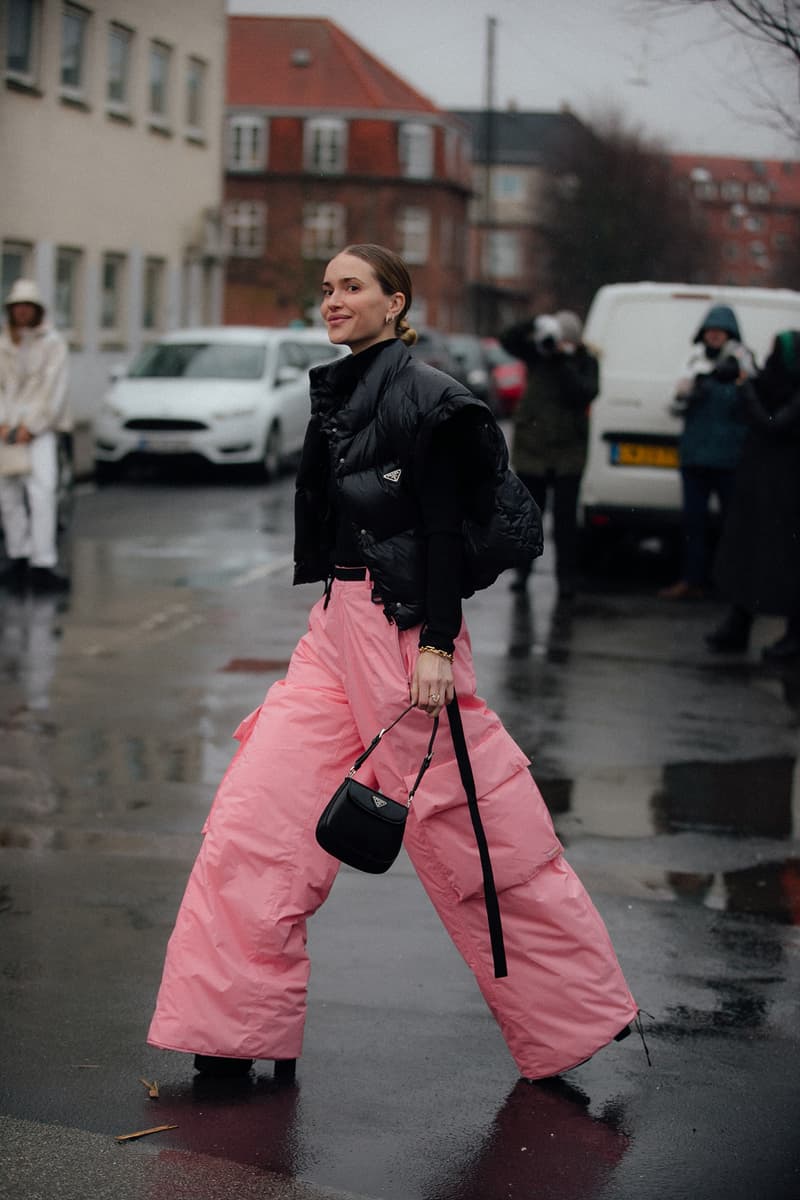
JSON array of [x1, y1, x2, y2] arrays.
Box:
[[611, 442, 679, 468], [137, 436, 193, 454]]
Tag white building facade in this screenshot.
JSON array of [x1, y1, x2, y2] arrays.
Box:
[[1, 0, 226, 460]]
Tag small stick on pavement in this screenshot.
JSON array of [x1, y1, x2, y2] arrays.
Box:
[[115, 1124, 177, 1143], [139, 1077, 160, 1098]]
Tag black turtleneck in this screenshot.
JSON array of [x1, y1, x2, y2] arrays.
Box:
[[327, 338, 463, 653]]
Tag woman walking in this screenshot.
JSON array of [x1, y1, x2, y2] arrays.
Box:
[[148, 245, 637, 1082]]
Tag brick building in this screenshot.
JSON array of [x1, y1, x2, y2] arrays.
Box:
[[671, 153, 800, 287], [451, 108, 593, 331], [223, 16, 472, 330]]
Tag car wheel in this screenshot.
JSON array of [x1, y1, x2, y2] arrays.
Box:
[[262, 422, 283, 481]]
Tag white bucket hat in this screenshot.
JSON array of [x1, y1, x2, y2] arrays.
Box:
[[5, 278, 45, 309]]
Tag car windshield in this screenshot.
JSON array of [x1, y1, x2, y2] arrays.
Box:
[[448, 337, 482, 369], [128, 342, 266, 380], [482, 340, 517, 368]]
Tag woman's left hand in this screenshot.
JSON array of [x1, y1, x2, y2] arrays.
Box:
[[411, 650, 454, 718]]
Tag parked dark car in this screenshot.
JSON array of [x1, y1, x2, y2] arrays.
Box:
[[407, 328, 460, 377], [482, 337, 527, 416], [446, 333, 499, 413]]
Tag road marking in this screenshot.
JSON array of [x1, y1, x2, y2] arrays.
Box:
[[228, 554, 293, 587]]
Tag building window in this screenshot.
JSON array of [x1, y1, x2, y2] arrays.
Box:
[[444, 127, 459, 176], [185, 56, 206, 136], [227, 114, 267, 171], [54, 247, 82, 335], [304, 118, 347, 174], [398, 122, 433, 179], [720, 180, 744, 201], [107, 23, 133, 113], [6, 0, 41, 85], [60, 3, 90, 99], [142, 258, 165, 331], [409, 296, 427, 327], [100, 253, 126, 336], [723, 242, 740, 261], [483, 230, 522, 279], [1, 241, 33, 298], [694, 181, 717, 201], [747, 182, 771, 204], [492, 170, 524, 200], [224, 202, 266, 257], [302, 203, 345, 259], [148, 41, 172, 125], [397, 207, 430, 265]]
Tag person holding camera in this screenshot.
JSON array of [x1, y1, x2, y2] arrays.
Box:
[[499, 310, 599, 596], [659, 305, 754, 601], [0, 279, 71, 593]]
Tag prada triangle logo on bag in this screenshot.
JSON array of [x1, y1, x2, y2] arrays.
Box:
[[383, 469, 401, 483], [371, 795, 388, 808]]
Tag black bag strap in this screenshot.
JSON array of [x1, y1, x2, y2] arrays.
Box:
[[348, 703, 439, 806], [447, 694, 508, 979]]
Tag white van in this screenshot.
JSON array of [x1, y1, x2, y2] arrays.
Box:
[[578, 283, 800, 551]]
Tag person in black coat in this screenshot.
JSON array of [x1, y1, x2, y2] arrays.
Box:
[[706, 330, 800, 659]]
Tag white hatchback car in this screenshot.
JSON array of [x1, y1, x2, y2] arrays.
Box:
[[93, 326, 347, 479]]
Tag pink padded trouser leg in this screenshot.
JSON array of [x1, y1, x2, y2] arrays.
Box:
[[148, 578, 637, 1077]]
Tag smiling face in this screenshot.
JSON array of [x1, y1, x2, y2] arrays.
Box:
[[321, 252, 405, 355]]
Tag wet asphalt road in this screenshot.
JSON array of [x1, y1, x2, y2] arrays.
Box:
[[1, 465, 799, 1200]]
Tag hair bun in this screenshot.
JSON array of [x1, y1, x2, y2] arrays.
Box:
[[398, 319, 417, 347]]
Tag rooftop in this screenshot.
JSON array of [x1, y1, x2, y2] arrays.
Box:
[[227, 16, 442, 114], [452, 109, 592, 167]]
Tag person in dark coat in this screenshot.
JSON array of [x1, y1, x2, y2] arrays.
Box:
[[660, 304, 754, 599], [499, 309, 599, 596], [706, 330, 800, 659]]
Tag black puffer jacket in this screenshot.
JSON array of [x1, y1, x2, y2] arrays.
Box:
[[293, 338, 541, 629]]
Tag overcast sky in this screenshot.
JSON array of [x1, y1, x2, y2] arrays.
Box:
[[227, 0, 799, 160]]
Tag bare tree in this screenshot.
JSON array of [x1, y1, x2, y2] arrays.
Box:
[[539, 109, 713, 314], [639, 0, 800, 136]]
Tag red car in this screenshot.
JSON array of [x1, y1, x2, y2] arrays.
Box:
[[481, 338, 527, 416]]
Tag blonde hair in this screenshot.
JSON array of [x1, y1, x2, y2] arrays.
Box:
[[342, 243, 417, 345]]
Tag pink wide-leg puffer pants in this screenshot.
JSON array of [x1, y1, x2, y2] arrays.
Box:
[[148, 577, 637, 1079]]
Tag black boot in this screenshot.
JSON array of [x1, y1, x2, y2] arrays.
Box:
[[29, 566, 70, 593], [705, 606, 752, 652], [0, 557, 29, 593], [193, 1053, 254, 1077]]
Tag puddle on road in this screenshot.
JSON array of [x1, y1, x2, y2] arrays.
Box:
[[538, 754, 799, 841], [537, 753, 800, 925], [664, 859, 800, 924]]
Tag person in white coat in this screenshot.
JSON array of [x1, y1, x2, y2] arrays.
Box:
[[0, 279, 71, 592]]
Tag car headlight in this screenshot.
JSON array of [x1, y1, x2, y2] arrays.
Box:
[[99, 399, 126, 419], [210, 406, 258, 420]]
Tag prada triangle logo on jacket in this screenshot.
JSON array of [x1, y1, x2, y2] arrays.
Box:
[[383, 469, 401, 482]]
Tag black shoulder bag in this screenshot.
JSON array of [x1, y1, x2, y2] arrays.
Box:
[[315, 695, 507, 979]]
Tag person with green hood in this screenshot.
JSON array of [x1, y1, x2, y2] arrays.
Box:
[[706, 330, 800, 660], [660, 304, 754, 600]]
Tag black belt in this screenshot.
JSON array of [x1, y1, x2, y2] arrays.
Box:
[[332, 566, 367, 581]]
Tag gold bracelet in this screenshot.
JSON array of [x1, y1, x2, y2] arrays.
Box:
[[418, 644, 454, 663]]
